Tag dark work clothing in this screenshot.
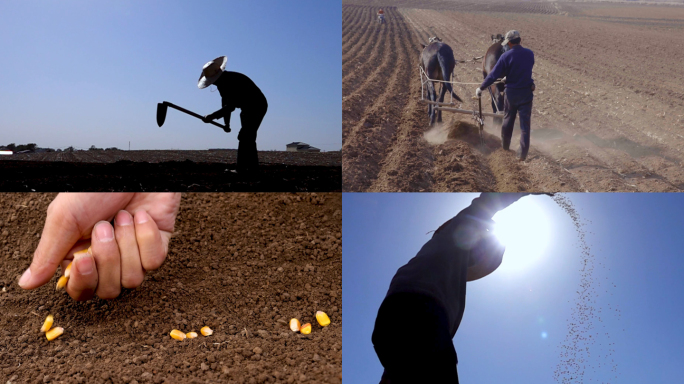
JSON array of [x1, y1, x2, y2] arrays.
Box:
[[213, 71, 268, 173], [214, 71, 268, 122], [479, 45, 535, 158], [502, 90, 533, 159], [373, 293, 459, 384], [374, 194, 523, 384], [480, 45, 535, 92]]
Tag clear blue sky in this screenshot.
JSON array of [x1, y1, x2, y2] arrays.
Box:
[[0, 0, 341, 151], [343, 193, 684, 383]]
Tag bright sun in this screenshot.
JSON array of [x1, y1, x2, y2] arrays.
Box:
[[492, 196, 551, 274]]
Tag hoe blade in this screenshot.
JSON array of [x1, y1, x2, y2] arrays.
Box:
[[156, 102, 168, 127]]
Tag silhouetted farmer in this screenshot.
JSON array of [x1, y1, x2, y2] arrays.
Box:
[[476, 30, 535, 161], [372, 193, 530, 384], [199, 56, 268, 174]]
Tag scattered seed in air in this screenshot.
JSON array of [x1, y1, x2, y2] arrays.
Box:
[[552, 194, 620, 383]]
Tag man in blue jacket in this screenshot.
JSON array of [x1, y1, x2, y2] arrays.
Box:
[[476, 30, 535, 161]]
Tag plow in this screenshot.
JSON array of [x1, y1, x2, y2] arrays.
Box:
[[419, 65, 503, 147]]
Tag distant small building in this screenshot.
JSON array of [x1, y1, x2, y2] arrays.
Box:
[[286, 142, 321, 152]]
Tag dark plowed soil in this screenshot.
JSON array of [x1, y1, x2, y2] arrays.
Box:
[[0, 161, 341, 192], [0, 193, 342, 384], [342, 1, 684, 192]]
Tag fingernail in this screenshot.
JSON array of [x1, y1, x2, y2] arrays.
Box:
[[18, 268, 32, 288], [115, 210, 133, 226], [95, 222, 114, 242], [135, 210, 149, 224], [75, 253, 94, 275]]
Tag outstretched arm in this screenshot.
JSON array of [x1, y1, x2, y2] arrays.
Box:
[[432, 193, 531, 282], [434, 193, 528, 236]]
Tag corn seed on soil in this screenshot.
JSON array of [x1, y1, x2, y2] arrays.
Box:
[[0, 193, 342, 384]]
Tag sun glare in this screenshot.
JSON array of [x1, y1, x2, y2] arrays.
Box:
[[492, 196, 551, 274]]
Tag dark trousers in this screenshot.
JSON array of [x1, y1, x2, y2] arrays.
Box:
[[501, 90, 533, 159], [236, 105, 267, 173], [372, 293, 459, 384]]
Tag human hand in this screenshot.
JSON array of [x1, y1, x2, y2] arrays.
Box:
[[475, 88, 482, 97], [18, 193, 181, 301], [223, 125, 231, 133], [202, 114, 214, 123]]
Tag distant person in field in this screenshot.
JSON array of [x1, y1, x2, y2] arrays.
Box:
[[476, 30, 535, 161], [199, 56, 268, 175], [377, 8, 385, 23], [372, 193, 531, 384]]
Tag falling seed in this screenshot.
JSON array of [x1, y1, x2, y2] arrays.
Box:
[[300, 323, 312, 335], [56, 276, 68, 290], [64, 262, 73, 278], [40, 315, 54, 333], [186, 332, 198, 339], [552, 194, 620, 382], [200, 326, 213, 336]]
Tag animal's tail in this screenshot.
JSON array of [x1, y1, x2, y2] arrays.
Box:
[[438, 53, 463, 103]]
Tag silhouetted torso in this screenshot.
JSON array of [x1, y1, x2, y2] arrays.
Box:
[[215, 71, 268, 113]]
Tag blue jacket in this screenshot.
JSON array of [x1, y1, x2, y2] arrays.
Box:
[[480, 45, 535, 92]]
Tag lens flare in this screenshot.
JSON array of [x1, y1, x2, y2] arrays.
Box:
[[492, 196, 551, 274]]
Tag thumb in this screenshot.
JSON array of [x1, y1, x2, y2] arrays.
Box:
[[19, 198, 83, 289]]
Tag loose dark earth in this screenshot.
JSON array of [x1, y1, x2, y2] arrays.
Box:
[[0, 193, 342, 383], [0, 150, 341, 192]]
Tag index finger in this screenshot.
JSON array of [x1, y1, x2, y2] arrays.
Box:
[[18, 196, 85, 290]]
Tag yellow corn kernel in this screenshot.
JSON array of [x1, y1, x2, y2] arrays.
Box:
[[40, 315, 54, 333], [300, 323, 312, 335], [290, 318, 301, 332], [186, 332, 198, 339], [200, 326, 213, 336], [170, 329, 186, 341], [316, 311, 331, 327], [73, 247, 91, 257], [56, 276, 68, 290], [46, 327, 63, 341], [64, 262, 73, 278]]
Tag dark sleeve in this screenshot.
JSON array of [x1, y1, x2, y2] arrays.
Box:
[[480, 55, 507, 90], [211, 97, 237, 121]]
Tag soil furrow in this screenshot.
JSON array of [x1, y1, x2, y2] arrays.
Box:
[[342, 7, 414, 191]]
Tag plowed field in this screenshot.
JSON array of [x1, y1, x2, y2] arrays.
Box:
[[0, 150, 341, 192], [342, 2, 684, 192]]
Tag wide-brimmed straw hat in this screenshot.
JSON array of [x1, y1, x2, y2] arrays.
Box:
[[198, 56, 227, 89]]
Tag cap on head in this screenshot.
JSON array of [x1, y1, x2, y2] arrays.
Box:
[[501, 30, 520, 46], [198, 56, 227, 89]]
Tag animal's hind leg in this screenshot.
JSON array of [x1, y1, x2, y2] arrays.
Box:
[[428, 81, 437, 126], [437, 84, 447, 123]]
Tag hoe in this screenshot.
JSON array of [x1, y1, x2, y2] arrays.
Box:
[[156, 101, 230, 132]]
